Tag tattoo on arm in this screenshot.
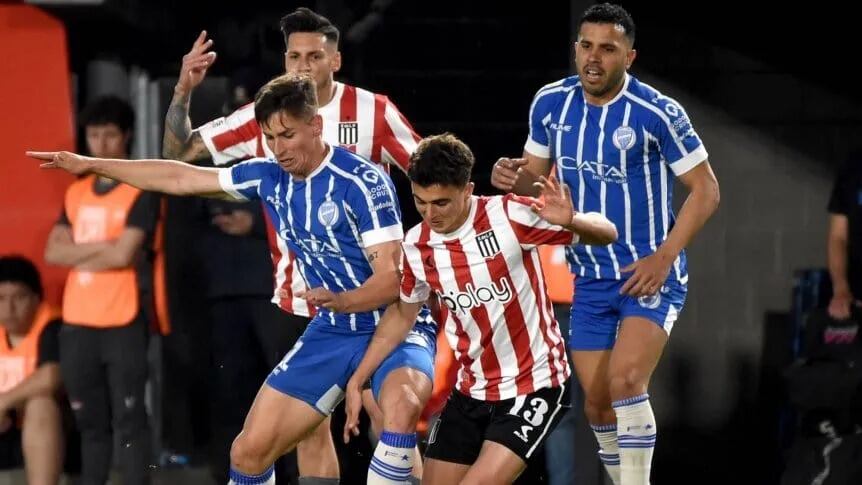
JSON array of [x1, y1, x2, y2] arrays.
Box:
[[368, 251, 379, 262], [162, 90, 192, 158]]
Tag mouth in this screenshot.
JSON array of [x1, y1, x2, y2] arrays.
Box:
[[582, 65, 604, 83], [278, 157, 296, 168]]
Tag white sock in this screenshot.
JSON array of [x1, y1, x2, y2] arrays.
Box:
[[368, 430, 415, 484], [591, 423, 621, 485], [613, 394, 656, 485], [228, 465, 275, 484]]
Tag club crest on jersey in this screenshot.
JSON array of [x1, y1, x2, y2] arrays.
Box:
[[338, 122, 358, 146], [612, 126, 636, 150], [317, 200, 340, 227], [476, 230, 501, 259]]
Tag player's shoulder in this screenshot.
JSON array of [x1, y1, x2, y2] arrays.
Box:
[[625, 75, 688, 120], [404, 222, 425, 245], [533, 75, 580, 99], [343, 81, 392, 104], [328, 146, 390, 191]]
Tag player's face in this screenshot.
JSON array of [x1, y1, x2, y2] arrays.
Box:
[[412, 182, 474, 234], [0, 282, 39, 335], [85, 123, 129, 159], [262, 110, 323, 177], [575, 22, 636, 102], [285, 33, 342, 94]]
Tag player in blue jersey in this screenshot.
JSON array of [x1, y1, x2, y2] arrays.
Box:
[[29, 73, 436, 485], [491, 4, 720, 484]]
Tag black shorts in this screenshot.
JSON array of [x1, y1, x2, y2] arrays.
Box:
[[424, 379, 571, 464]]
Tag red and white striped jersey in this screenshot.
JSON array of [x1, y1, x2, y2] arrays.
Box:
[[196, 81, 420, 317], [400, 195, 575, 401]]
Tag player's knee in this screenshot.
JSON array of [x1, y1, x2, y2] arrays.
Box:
[[230, 432, 272, 474], [608, 365, 648, 400], [380, 384, 423, 432], [23, 394, 59, 418]]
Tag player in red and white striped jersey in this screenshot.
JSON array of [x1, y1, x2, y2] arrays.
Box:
[[343, 134, 617, 484], [161, 8, 422, 484], [163, 10, 420, 319]]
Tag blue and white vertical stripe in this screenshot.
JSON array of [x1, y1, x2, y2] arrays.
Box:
[[526, 74, 708, 284]]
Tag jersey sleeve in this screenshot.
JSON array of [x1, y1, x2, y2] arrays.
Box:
[[217, 157, 275, 201], [523, 83, 559, 159], [375, 96, 420, 173], [345, 166, 404, 248], [503, 194, 579, 249], [828, 162, 854, 215], [399, 249, 430, 303], [196, 103, 261, 166], [650, 96, 709, 176]]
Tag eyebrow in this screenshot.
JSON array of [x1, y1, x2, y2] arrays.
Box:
[[413, 195, 450, 204]]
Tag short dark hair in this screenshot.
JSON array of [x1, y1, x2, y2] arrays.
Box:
[[407, 134, 474, 188], [579, 3, 636, 44], [280, 7, 340, 49], [0, 256, 43, 299], [254, 73, 319, 127], [79, 96, 135, 133]]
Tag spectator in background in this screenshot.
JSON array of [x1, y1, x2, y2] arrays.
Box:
[[827, 158, 862, 320], [0, 256, 64, 485], [198, 196, 304, 484], [44, 96, 158, 485]]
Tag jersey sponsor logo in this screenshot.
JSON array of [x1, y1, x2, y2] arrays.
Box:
[[557, 156, 627, 184], [476, 230, 501, 259], [612, 126, 636, 151], [436, 278, 513, 315], [317, 200, 340, 227], [338, 122, 359, 146], [295, 238, 341, 259]]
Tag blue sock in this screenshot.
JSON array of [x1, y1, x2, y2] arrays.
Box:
[[229, 465, 275, 485], [368, 430, 416, 484]]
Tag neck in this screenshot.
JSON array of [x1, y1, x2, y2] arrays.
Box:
[[317, 79, 337, 107], [584, 74, 626, 106], [293, 140, 329, 179]]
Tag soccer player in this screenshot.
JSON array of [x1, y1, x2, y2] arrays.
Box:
[[490, 4, 720, 484], [342, 133, 618, 484], [29, 73, 435, 485], [162, 10, 423, 481]]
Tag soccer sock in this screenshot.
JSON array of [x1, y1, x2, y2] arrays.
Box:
[[228, 465, 275, 485], [298, 478, 339, 484], [591, 423, 621, 485], [367, 430, 416, 484], [407, 477, 420, 485], [613, 394, 656, 485]]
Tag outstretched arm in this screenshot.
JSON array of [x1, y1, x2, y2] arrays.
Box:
[[28, 151, 235, 200], [532, 174, 618, 245]]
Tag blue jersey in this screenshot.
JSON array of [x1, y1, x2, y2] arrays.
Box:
[[526, 74, 708, 283], [218, 144, 434, 334]]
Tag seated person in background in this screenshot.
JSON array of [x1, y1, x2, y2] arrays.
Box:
[[0, 255, 63, 485], [827, 155, 862, 320]]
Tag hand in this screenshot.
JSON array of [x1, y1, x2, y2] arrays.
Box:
[[342, 378, 363, 443], [27, 151, 91, 175], [531, 174, 574, 226], [619, 251, 674, 297], [212, 209, 254, 236], [176, 31, 217, 94], [297, 287, 347, 312], [491, 157, 529, 192], [828, 291, 854, 320]]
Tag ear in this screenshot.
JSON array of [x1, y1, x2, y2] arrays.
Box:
[[311, 114, 323, 137], [283, 52, 290, 72], [465, 182, 475, 197], [331, 50, 342, 73], [626, 48, 637, 70]]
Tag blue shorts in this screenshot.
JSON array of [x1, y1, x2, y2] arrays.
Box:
[[568, 277, 687, 351], [265, 320, 436, 415]]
